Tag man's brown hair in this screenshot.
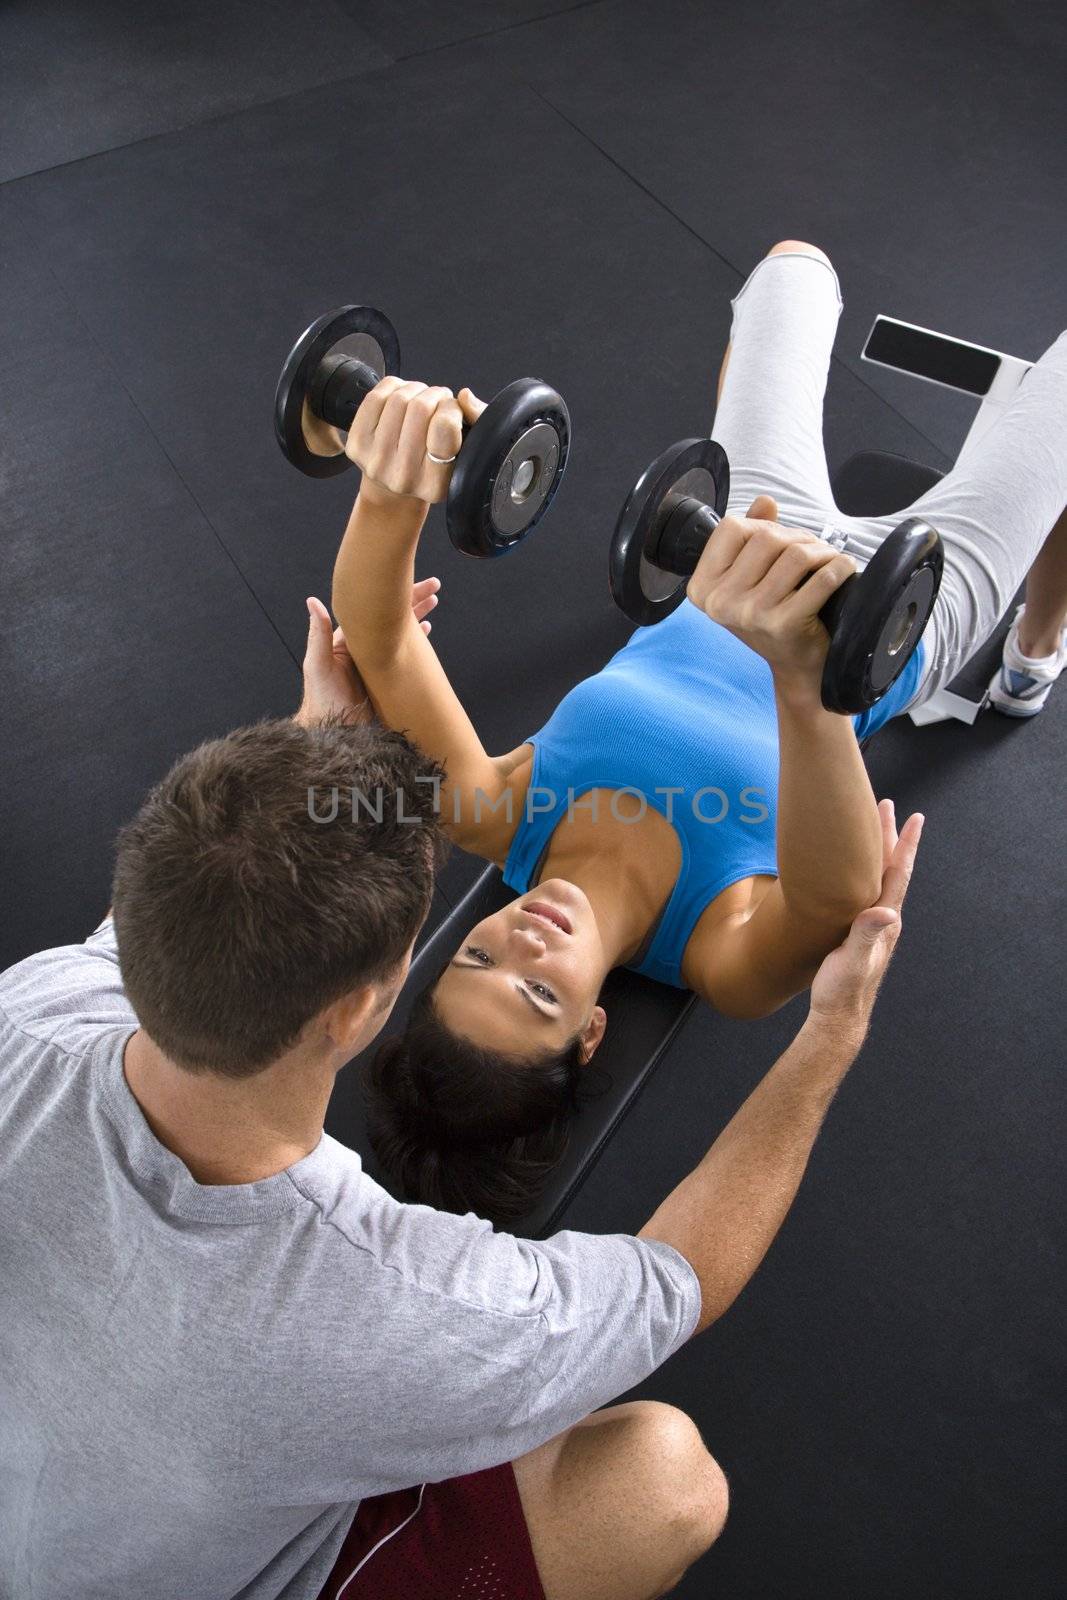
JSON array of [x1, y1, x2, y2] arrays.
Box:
[[112, 717, 446, 1076]]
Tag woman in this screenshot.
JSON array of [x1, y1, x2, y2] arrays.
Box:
[[322, 242, 1067, 1224]]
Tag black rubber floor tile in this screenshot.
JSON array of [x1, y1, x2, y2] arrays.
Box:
[[339, 0, 593, 59], [7, 51, 941, 770], [0, 205, 300, 969], [0, 0, 390, 183], [464, 0, 1067, 460]]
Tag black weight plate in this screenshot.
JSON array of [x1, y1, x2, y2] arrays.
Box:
[[868, 562, 939, 693], [821, 517, 944, 713], [274, 304, 399, 479], [446, 379, 570, 557], [609, 438, 729, 627]]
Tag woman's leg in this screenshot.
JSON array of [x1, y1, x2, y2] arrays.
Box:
[[712, 247, 1067, 710], [985, 502, 1067, 715], [837, 330, 1067, 704], [710, 241, 844, 529], [1018, 505, 1067, 656], [512, 1400, 728, 1600]]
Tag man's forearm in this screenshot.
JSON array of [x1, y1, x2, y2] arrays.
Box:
[[773, 676, 883, 919], [638, 1013, 864, 1336], [332, 485, 429, 667]]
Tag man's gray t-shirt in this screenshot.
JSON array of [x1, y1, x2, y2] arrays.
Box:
[[0, 921, 701, 1600]]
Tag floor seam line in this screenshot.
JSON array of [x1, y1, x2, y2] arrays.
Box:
[[0, 44, 399, 192], [0, 1, 608, 191], [393, 0, 614, 62], [522, 82, 956, 465]]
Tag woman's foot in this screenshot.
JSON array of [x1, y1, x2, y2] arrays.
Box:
[[988, 604, 1067, 717]]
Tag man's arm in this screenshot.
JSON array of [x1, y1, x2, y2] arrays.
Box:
[[638, 1009, 862, 1335], [639, 810, 922, 1336], [293, 587, 441, 730]]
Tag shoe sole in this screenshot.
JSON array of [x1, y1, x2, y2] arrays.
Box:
[[987, 692, 1045, 718]]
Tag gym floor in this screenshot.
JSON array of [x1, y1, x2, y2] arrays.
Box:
[[2, 3, 1063, 1596]]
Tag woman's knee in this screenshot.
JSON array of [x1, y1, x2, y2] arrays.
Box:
[[766, 238, 833, 268]]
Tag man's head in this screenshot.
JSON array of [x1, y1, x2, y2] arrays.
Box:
[[112, 717, 446, 1077]]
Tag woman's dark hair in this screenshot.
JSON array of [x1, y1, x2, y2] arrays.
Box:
[[112, 717, 447, 1075], [365, 971, 599, 1228]]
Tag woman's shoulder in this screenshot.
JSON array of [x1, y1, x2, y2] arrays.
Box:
[[453, 743, 535, 869], [679, 874, 777, 1000]]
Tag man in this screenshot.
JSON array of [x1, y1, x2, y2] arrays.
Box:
[[0, 282, 923, 1600]]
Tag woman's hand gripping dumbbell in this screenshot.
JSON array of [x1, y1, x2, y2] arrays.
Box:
[[275, 305, 570, 558], [609, 437, 943, 713]]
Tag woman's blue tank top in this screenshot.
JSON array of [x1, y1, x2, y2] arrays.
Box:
[[502, 600, 924, 989]]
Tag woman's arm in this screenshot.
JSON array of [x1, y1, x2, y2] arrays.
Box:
[[331, 380, 513, 851], [772, 673, 883, 918], [687, 495, 884, 916], [684, 496, 885, 1015], [332, 482, 432, 667], [702, 682, 881, 1016], [687, 802, 898, 1019]]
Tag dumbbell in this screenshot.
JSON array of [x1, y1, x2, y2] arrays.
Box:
[[274, 305, 570, 559], [609, 437, 943, 714]]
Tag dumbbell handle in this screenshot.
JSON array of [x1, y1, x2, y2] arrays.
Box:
[[309, 353, 470, 451], [652, 495, 854, 634]]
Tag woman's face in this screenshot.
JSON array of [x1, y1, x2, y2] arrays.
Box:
[[432, 878, 607, 1058]]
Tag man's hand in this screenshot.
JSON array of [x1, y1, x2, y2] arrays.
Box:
[[294, 582, 440, 728], [346, 379, 487, 510], [808, 800, 924, 1030], [686, 493, 856, 700]]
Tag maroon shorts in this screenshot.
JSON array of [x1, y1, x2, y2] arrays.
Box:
[[319, 1460, 546, 1600]]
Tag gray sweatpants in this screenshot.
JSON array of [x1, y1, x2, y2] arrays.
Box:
[[710, 252, 1067, 702]]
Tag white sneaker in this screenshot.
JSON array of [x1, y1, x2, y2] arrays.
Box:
[[987, 604, 1067, 717]]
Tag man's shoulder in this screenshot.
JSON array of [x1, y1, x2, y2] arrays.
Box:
[[0, 917, 136, 1062], [295, 1151, 695, 1343], [290, 1145, 554, 1321]]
